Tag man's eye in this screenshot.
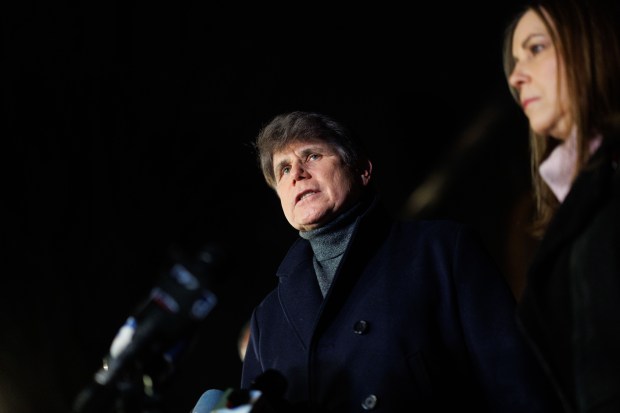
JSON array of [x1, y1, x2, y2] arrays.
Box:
[[308, 154, 320, 161], [282, 166, 291, 175]]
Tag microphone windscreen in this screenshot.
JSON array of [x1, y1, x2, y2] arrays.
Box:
[[192, 389, 225, 413]]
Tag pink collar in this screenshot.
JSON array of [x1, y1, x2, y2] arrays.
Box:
[[539, 131, 602, 203]]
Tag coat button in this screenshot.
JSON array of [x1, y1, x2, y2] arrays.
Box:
[[353, 320, 369, 335], [361, 394, 378, 410]]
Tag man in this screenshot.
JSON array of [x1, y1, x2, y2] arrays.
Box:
[[240, 111, 561, 412]]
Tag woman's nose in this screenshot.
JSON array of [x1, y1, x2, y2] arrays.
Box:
[[508, 61, 528, 91]]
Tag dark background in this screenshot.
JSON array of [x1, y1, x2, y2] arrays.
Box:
[[4, 2, 535, 413]]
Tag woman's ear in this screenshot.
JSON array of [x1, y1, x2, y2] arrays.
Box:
[[360, 159, 372, 186]]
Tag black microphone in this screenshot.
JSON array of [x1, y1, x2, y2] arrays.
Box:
[[72, 244, 225, 413]]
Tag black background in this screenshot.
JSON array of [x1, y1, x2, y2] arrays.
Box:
[[4, 2, 536, 413]]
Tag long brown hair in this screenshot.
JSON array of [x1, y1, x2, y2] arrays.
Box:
[[502, 0, 620, 237]]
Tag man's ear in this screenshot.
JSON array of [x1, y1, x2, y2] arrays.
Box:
[[360, 159, 372, 186]]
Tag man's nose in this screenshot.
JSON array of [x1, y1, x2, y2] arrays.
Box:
[[292, 163, 309, 181]]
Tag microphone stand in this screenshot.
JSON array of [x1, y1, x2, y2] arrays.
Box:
[[72, 344, 172, 413], [72, 244, 223, 413]]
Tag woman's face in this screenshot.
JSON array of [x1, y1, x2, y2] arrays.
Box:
[[508, 9, 573, 140]]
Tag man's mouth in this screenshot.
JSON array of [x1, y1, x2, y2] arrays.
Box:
[[296, 190, 317, 204]]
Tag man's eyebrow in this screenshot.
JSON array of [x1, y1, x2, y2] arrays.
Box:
[[274, 157, 289, 174], [298, 147, 318, 157], [274, 145, 325, 173]]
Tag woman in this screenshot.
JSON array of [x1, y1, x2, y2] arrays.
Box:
[[503, 0, 620, 411]]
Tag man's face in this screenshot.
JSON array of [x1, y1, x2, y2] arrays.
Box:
[[272, 139, 370, 231]]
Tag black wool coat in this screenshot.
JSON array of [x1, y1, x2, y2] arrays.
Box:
[[517, 134, 620, 413], [242, 197, 562, 412]]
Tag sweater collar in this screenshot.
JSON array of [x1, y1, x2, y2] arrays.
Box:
[[298, 199, 367, 261]]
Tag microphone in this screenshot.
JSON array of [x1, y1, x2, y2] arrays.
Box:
[[72, 244, 225, 413], [192, 389, 226, 413], [192, 388, 264, 413], [190, 370, 288, 413]]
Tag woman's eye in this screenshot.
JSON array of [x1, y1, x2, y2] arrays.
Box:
[[282, 166, 291, 175], [529, 43, 545, 55], [308, 153, 320, 161]]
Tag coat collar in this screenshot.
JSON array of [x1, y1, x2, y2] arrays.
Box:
[[529, 136, 619, 270], [274, 194, 391, 347]]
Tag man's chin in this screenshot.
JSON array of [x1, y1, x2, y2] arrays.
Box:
[[296, 218, 327, 232], [297, 223, 320, 232]]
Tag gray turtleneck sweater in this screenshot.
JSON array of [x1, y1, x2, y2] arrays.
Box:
[[298, 201, 365, 297]]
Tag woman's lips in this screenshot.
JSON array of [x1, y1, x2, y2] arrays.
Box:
[[521, 97, 538, 110]]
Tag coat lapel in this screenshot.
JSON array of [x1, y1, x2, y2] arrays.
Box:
[[274, 196, 393, 349], [276, 239, 324, 348], [529, 143, 615, 274]]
